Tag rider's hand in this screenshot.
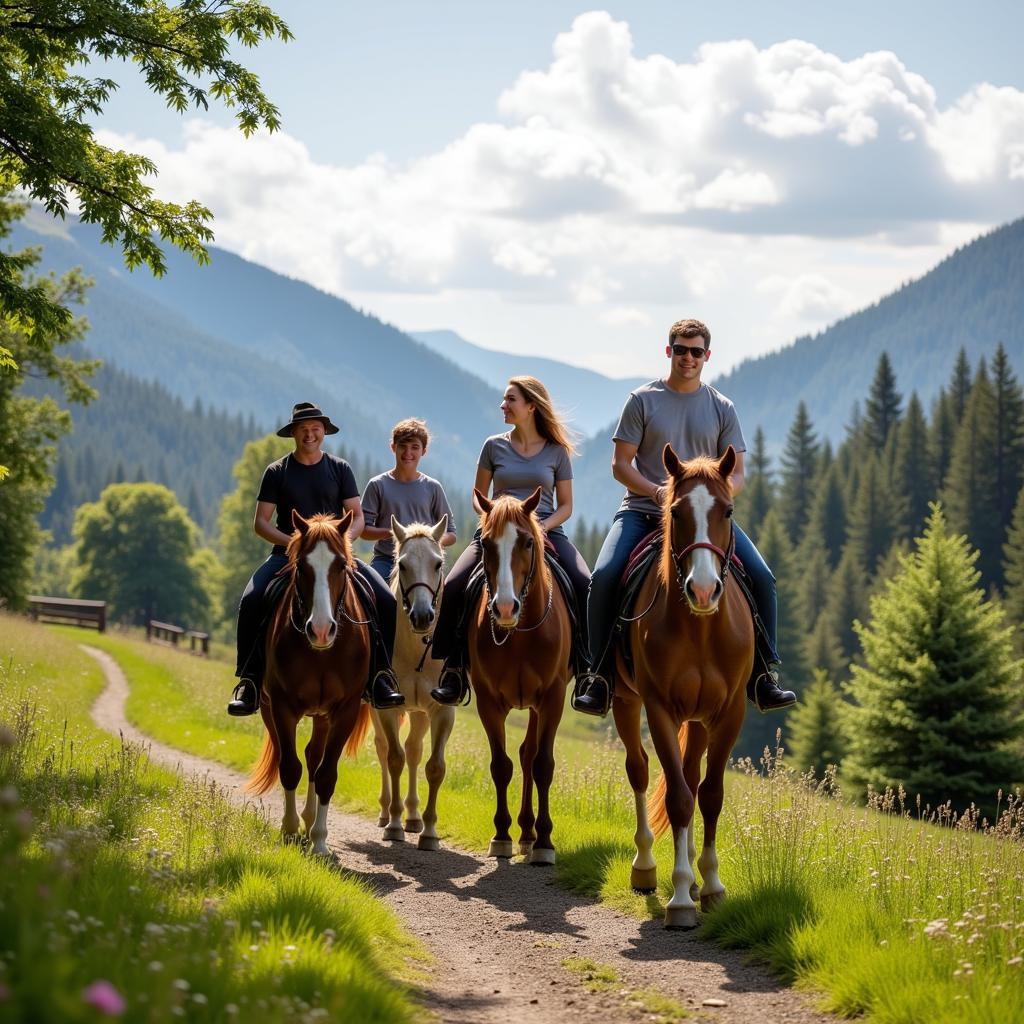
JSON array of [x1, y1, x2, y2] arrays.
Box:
[[654, 485, 669, 507]]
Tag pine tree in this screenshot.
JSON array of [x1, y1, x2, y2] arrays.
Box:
[[942, 362, 1003, 588], [890, 392, 931, 541], [821, 545, 868, 667], [787, 670, 847, 780], [804, 460, 846, 568], [949, 347, 972, 423], [992, 343, 1024, 537], [735, 426, 773, 538], [795, 544, 830, 633], [848, 456, 898, 577], [803, 615, 846, 682], [843, 505, 1023, 814], [779, 402, 820, 544], [864, 352, 903, 450], [1003, 485, 1024, 655], [928, 388, 957, 494]]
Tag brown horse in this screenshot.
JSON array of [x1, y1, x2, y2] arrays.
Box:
[[469, 487, 572, 865], [614, 445, 754, 928], [247, 511, 371, 856]]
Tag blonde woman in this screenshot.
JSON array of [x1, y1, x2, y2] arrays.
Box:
[[430, 376, 592, 704]]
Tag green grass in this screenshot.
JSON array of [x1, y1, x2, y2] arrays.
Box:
[[0, 615, 425, 1023], [55, 626, 1024, 1023]]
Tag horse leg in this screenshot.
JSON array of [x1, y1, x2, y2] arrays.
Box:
[[613, 695, 655, 892], [646, 700, 697, 929], [478, 693, 514, 858], [309, 701, 362, 857], [403, 711, 430, 833], [683, 721, 709, 903], [697, 700, 744, 913], [377, 709, 406, 841], [529, 686, 565, 866], [371, 709, 391, 827], [419, 705, 455, 852], [517, 709, 539, 858], [302, 715, 329, 836], [270, 703, 303, 842]]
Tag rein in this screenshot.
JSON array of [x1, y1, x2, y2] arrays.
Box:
[[288, 564, 371, 635], [484, 539, 555, 646], [670, 528, 736, 601], [394, 544, 445, 672]]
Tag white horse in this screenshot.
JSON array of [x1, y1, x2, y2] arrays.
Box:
[[370, 517, 457, 852]]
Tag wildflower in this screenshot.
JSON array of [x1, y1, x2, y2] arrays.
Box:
[[192, 993, 208, 1005], [1009, 957, 1023, 967], [225, 1005, 238, 1015], [82, 980, 126, 1016], [147, 962, 163, 972], [172, 978, 190, 991]]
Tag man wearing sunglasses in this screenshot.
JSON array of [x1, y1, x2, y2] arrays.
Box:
[[572, 318, 796, 717]]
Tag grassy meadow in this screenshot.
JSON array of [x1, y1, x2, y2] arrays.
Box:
[[0, 615, 425, 1023], [38, 626, 1024, 1022]]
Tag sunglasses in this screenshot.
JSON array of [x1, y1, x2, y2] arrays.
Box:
[[671, 343, 707, 359]]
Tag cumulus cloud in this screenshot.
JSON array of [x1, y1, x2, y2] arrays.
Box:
[[759, 273, 854, 321]]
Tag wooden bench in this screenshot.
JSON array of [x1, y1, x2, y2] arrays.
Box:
[[28, 596, 106, 632], [147, 620, 184, 647], [185, 630, 210, 657]]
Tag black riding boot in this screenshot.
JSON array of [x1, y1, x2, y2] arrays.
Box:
[[571, 657, 613, 717], [430, 649, 471, 706], [363, 630, 405, 709], [746, 657, 797, 713], [227, 674, 261, 716]]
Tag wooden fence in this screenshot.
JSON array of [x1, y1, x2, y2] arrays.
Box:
[[28, 596, 106, 632], [147, 620, 209, 656]]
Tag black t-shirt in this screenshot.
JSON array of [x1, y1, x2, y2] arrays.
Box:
[[257, 452, 359, 553]]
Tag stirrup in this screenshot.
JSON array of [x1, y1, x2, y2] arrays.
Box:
[[750, 668, 797, 713], [430, 664, 470, 707], [227, 678, 260, 717], [571, 672, 612, 717], [365, 669, 405, 709]]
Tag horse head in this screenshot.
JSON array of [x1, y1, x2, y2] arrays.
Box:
[[391, 515, 447, 633], [288, 509, 354, 649], [474, 487, 543, 628], [661, 445, 736, 615]]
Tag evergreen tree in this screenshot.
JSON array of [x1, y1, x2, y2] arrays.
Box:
[[821, 546, 868, 667], [1003, 485, 1024, 655], [804, 460, 846, 568], [843, 506, 1023, 814], [949, 347, 972, 422], [803, 615, 846, 682], [992, 344, 1024, 537], [787, 670, 847, 780], [864, 352, 903, 450], [779, 402, 820, 544], [891, 392, 931, 541], [942, 363, 1003, 588], [848, 456, 898, 577], [735, 426, 773, 537], [928, 388, 957, 495], [795, 545, 830, 633]]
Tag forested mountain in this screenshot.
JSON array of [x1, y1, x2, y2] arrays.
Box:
[[711, 217, 1024, 453], [411, 329, 647, 436]]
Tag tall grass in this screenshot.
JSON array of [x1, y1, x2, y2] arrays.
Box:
[[64, 627, 1024, 1021], [0, 617, 423, 1023]]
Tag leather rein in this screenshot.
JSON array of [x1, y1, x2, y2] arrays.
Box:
[[483, 536, 554, 646]]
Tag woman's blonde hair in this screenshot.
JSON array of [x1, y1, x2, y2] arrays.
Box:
[[507, 376, 578, 457]]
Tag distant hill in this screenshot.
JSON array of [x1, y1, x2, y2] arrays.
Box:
[[411, 329, 646, 436]]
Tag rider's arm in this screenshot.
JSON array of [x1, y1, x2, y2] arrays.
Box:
[[540, 479, 572, 533], [254, 500, 292, 547], [728, 450, 746, 497], [342, 496, 365, 541], [611, 440, 664, 502], [472, 466, 493, 512], [360, 479, 392, 541]]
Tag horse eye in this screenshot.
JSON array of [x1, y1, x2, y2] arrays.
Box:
[[523, 536, 533, 548], [725, 507, 734, 519]]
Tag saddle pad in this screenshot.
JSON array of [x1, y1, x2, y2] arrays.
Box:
[[621, 528, 662, 587]]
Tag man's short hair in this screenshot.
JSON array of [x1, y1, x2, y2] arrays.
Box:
[[668, 318, 711, 349], [392, 418, 430, 447]]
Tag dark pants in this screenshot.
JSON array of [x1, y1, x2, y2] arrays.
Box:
[[430, 528, 592, 663], [235, 554, 397, 681], [586, 512, 779, 670], [370, 553, 394, 584]]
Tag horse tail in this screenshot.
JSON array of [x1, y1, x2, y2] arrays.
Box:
[[247, 728, 280, 795], [647, 722, 689, 837], [344, 704, 371, 758]]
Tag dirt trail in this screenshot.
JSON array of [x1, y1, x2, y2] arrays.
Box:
[[84, 644, 829, 1024]]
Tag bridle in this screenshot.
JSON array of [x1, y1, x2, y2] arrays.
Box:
[[287, 558, 370, 636], [397, 563, 443, 617], [483, 532, 554, 646], [670, 524, 737, 604]]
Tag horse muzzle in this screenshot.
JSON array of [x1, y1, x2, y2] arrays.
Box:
[[489, 596, 521, 628], [305, 619, 338, 649], [684, 577, 723, 616]]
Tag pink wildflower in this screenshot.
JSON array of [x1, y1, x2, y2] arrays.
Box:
[[82, 980, 126, 1016]]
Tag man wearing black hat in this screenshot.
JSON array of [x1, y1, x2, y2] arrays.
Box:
[[227, 402, 405, 716]]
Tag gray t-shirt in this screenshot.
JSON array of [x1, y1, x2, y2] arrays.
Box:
[[478, 433, 573, 522], [361, 472, 456, 559], [613, 380, 746, 514]]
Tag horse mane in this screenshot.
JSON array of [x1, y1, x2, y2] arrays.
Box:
[[480, 496, 550, 587], [658, 456, 734, 588], [388, 522, 447, 592]]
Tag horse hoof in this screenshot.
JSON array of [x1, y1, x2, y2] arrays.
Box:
[[383, 825, 406, 842], [664, 905, 698, 930], [530, 847, 556, 866], [701, 890, 727, 913], [518, 842, 534, 859], [488, 839, 515, 858], [417, 835, 440, 852], [404, 818, 424, 834], [377, 814, 388, 827], [631, 866, 658, 893]]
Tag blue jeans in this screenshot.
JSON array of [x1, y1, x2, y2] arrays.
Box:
[[586, 512, 779, 668], [370, 553, 394, 584]]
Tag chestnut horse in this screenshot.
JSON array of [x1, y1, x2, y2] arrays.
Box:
[[247, 511, 371, 857], [469, 487, 572, 865], [371, 516, 456, 851], [614, 445, 754, 928]]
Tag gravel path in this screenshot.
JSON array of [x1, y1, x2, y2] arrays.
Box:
[[83, 644, 830, 1024]]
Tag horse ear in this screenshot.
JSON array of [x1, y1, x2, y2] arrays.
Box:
[[337, 508, 353, 535], [391, 516, 408, 544], [292, 509, 309, 534], [474, 488, 493, 514], [717, 445, 736, 479], [431, 514, 448, 542], [663, 443, 682, 478], [522, 486, 542, 515]]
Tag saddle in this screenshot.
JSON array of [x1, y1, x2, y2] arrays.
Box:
[[611, 528, 768, 677]]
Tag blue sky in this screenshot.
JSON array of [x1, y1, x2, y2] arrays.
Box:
[[94, 3, 1024, 380]]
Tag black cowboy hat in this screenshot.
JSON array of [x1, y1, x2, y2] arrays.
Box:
[[276, 402, 340, 437]]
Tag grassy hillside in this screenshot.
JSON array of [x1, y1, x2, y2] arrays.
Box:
[[0, 615, 424, 1022], [77, 628, 1024, 1023]]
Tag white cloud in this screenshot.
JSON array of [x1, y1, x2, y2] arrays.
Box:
[[759, 273, 854, 321]]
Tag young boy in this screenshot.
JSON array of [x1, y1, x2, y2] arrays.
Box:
[[361, 418, 457, 580]]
